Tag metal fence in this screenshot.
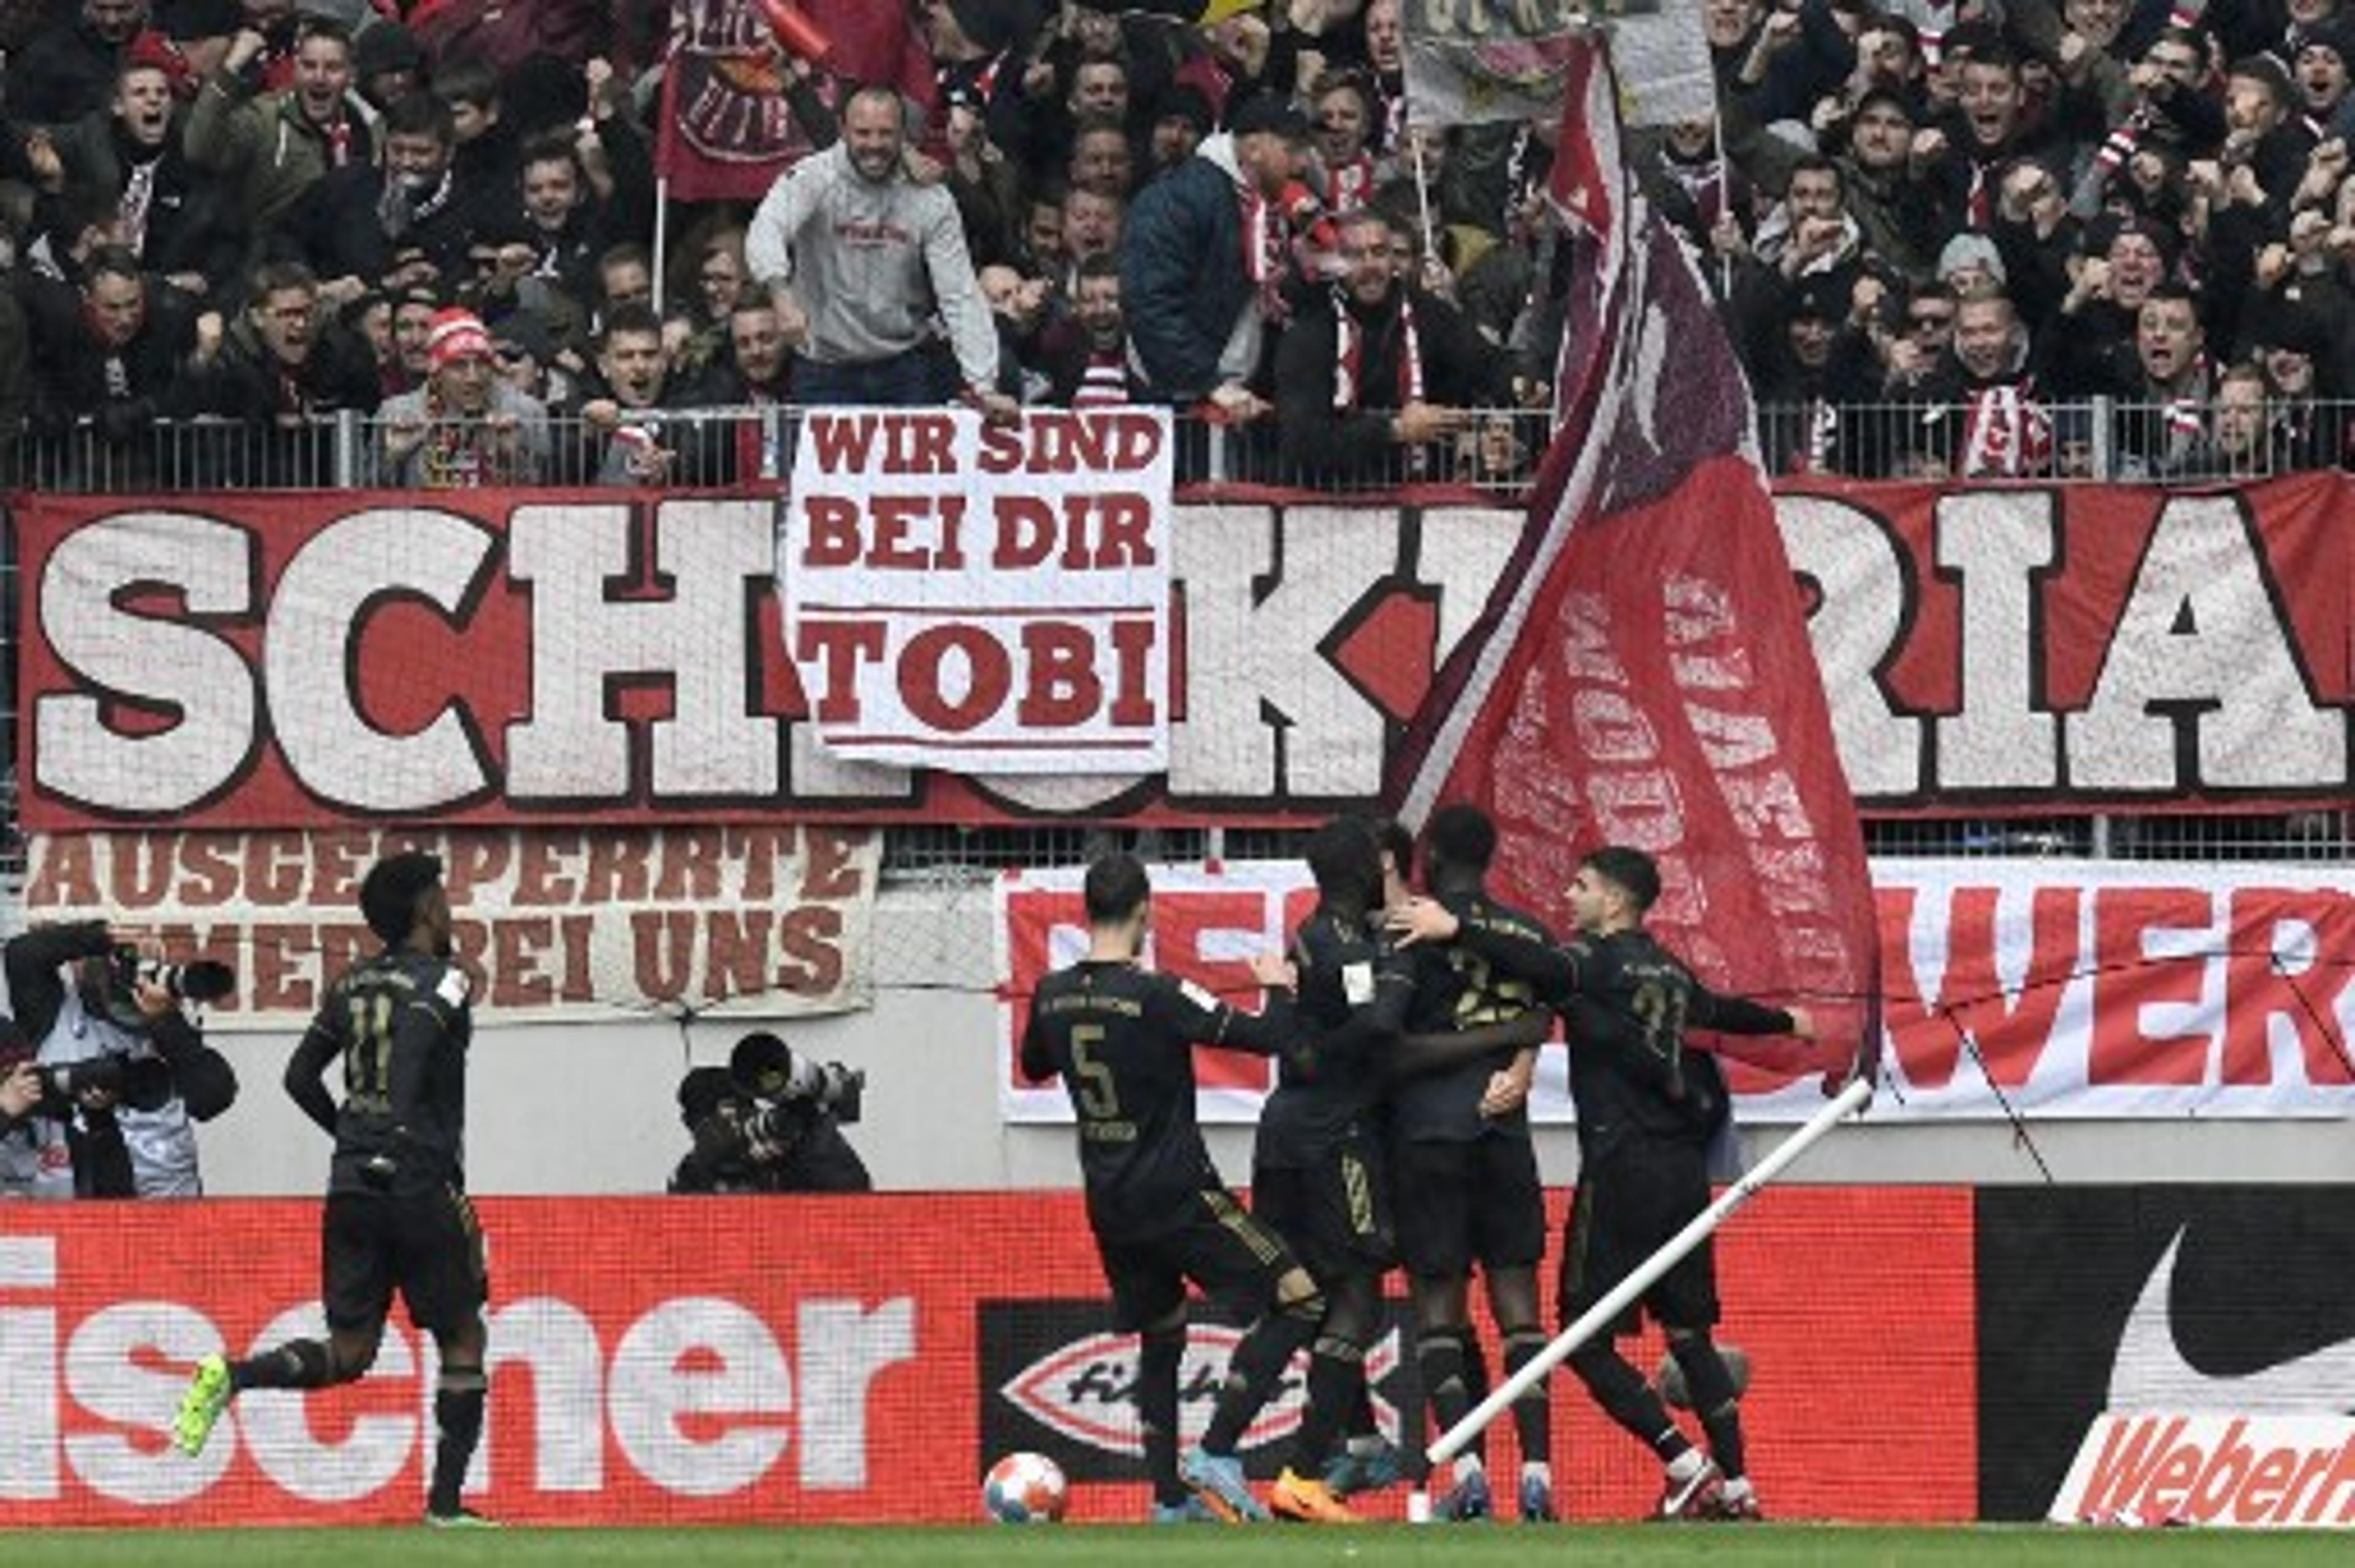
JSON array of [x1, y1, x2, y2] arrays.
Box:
[[1756, 394, 2355, 484], [11, 405, 1550, 500]]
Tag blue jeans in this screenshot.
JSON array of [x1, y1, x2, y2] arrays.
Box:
[[792, 346, 953, 407]]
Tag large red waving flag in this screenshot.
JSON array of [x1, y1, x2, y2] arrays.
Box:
[[1394, 33, 1882, 1101], [657, 0, 933, 202]]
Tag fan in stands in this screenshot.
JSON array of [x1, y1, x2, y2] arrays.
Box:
[[982, 1451, 1068, 1524]]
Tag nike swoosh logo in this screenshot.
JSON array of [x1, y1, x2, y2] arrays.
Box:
[[2108, 1229, 2355, 1415]]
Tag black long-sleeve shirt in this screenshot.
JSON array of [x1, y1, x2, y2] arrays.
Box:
[[1021, 958, 1295, 1241], [1256, 906, 1411, 1169], [1454, 916, 1793, 1159], [285, 948, 472, 1196]]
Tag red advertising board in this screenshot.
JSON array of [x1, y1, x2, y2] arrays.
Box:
[[0, 1191, 1973, 1524]]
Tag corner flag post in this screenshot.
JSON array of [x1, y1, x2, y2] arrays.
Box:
[[1422, 1076, 1874, 1480]]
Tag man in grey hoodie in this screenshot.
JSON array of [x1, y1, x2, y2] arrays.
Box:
[[746, 85, 1014, 415]]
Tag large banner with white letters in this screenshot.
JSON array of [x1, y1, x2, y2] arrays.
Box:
[[13, 478, 2352, 828], [9, 491, 1525, 830], [1000, 860, 2355, 1123], [1780, 475, 2352, 813], [781, 408, 1172, 775]]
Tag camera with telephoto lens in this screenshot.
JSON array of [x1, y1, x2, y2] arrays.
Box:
[[730, 1031, 864, 1123], [110, 947, 237, 1007], [32, 1052, 174, 1112]]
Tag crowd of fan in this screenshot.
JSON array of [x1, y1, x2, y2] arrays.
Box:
[[2, 0, 2353, 492]]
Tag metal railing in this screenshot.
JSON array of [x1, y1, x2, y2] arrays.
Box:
[[9, 406, 1549, 500], [1755, 394, 2355, 483]]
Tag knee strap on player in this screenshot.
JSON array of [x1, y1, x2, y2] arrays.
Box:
[[1279, 1287, 1328, 1327], [1668, 1333, 1740, 1419]]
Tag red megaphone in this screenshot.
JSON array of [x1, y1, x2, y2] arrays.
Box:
[[752, 0, 833, 64]]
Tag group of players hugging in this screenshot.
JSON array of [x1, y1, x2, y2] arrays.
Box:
[[1020, 807, 1818, 1525]]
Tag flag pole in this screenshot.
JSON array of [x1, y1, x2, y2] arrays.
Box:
[[653, 173, 671, 318], [1412, 135, 1441, 280], [1421, 1075, 1872, 1481]]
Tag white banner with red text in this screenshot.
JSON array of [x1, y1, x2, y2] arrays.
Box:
[[15, 826, 879, 1027], [998, 860, 2355, 1123], [781, 407, 1172, 775]]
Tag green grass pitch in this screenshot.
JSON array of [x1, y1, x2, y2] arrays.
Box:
[[2, 1528, 2349, 1567]]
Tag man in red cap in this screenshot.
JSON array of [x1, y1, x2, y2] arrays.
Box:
[[372, 305, 551, 486]]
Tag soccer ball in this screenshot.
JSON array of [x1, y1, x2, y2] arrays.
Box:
[[982, 1451, 1068, 1523], [1655, 1342, 1752, 1409]]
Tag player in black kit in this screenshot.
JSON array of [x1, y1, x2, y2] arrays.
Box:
[[174, 851, 494, 1528], [1019, 852, 1320, 1524], [1384, 806, 1558, 1522], [1392, 844, 1815, 1523], [1249, 817, 1416, 1523]]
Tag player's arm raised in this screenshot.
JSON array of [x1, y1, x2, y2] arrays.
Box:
[[1388, 898, 1584, 1006], [1157, 954, 1300, 1055]]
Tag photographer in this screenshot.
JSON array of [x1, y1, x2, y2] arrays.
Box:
[[668, 1031, 871, 1195], [2, 922, 238, 1199]]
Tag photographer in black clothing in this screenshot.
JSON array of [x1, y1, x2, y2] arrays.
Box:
[[2, 920, 237, 1198], [668, 1033, 871, 1195], [1392, 844, 1816, 1524], [174, 851, 493, 1528]]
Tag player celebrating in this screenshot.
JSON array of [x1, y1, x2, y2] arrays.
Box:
[[1247, 817, 1417, 1523], [1019, 852, 1319, 1524], [1393, 844, 1815, 1522], [1384, 806, 1558, 1521], [174, 851, 494, 1528]]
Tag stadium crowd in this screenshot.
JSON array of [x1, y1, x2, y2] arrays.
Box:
[[0, 0, 2349, 488]]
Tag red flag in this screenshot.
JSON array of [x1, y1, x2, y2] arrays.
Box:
[[656, 0, 933, 202], [1395, 37, 1882, 1099]]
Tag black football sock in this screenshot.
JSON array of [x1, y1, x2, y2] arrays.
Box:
[[1567, 1343, 1690, 1463], [427, 1367, 488, 1518], [231, 1339, 336, 1391], [1290, 1333, 1364, 1475], [1669, 1336, 1747, 1479], [1138, 1325, 1187, 1505], [1504, 1326, 1552, 1466], [1201, 1297, 1320, 1455], [1417, 1329, 1473, 1464]]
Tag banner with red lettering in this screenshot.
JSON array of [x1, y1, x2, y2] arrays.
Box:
[[656, 0, 932, 201], [1001, 861, 2355, 1122], [0, 1190, 1974, 1524], [16, 827, 879, 1027], [1780, 476, 2353, 813], [781, 408, 1173, 774]]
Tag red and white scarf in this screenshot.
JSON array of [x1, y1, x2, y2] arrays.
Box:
[[1242, 187, 1289, 323], [1073, 348, 1129, 407], [1961, 381, 2053, 476], [1333, 291, 1423, 412]]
